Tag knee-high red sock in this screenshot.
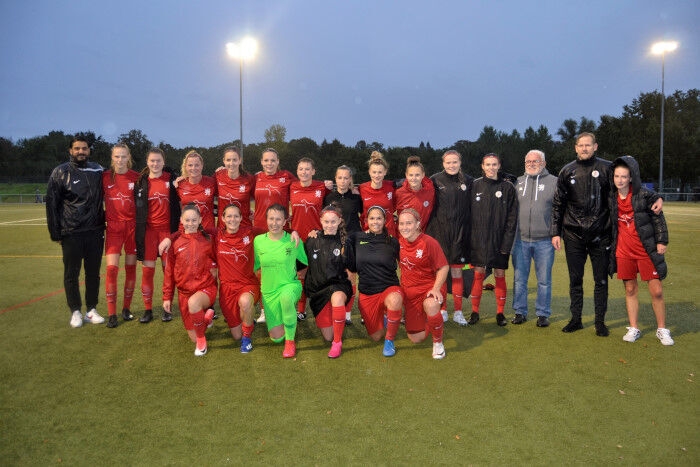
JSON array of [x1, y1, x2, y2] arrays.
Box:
[[332, 305, 346, 343], [470, 270, 485, 313], [123, 264, 136, 310], [106, 265, 119, 316], [141, 266, 155, 309], [495, 276, 507, 314], [191, 310, 207, 350], [427, 313, 444, 343], [452, 276, 463, 312], [385, 308, 402, 341], [241, 323, 254, 338]]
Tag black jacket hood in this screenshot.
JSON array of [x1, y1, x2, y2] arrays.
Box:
[[612, 156, 642, 194]]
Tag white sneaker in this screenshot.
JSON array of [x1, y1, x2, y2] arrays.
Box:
[[256, 309, 266, 324], [622, 327, 641, 342], [440, 309, 448, 322], [84, 308, 105, 324], [194, 346, 208, 356], [432, 342, 446, 360], [656, 328, 674, 346], [70, 310, 83, 328], [452, 310, 468, 326]]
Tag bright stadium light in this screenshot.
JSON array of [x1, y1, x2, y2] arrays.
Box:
[[226, 37, 258, 159]]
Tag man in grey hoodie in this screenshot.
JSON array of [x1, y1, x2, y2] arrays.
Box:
[[511, 150, 557, 327]]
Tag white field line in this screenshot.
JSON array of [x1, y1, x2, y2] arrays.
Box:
[[0, 217, 47, 226]]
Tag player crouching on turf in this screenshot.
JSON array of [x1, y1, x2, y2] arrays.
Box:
[[162, 203, 217, 356], [609, 156, 673, 345], [397, 209, 449, 359]]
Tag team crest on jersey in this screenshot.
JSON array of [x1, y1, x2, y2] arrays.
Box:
[[165, 182, 170, 188], [538, 184, 545, 191], [592, 170, 599, 178], [128, 183, 134, 190], [239, 185, 246, 193], [333, 248, 341, 256], [205, 188, 211, 196], [243, 236, 250, 245], [495, 191, 502, 198], [315, 190, 322, 198], [387, 192, 393, 200], [461, 184, 467, 191], [416, 249, 423, 259], [279, 177, 286, 183], [423, 200, 429, 207]]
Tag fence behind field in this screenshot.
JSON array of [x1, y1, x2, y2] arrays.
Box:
[[0, 194, 46, 204]]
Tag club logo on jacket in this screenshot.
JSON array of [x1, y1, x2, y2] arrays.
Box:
[[495, 191, 502, 198]]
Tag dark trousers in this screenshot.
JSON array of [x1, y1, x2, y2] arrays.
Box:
[[61, 230, 104, 312], [563, 231, 609, 321]]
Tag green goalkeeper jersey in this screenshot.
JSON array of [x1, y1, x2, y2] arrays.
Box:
[[254, 232, 308, 295]]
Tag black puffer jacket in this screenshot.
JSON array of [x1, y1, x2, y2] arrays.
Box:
[[134, 167, 181, 261], [550, 156, 612, 241], [609, 156, 667, 279], [468, 175, 518, 269], [426, 170, 473, 264], [46, 158, 104, 241]]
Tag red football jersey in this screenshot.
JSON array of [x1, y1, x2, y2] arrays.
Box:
[[616, 194, 648, 260], [162, 232, 217, 301], [399, 232, 448, 290], [359, 180, 396, 236], [216, 171, 255, 227], [395, 177, 435, 225], [103, 169, 139, 223], [290, 180, 330, 240], [215, 225, 262, 287], [253, 170, 296, 230], [147, 174, 173, 230], [177, 176, 217, 233]]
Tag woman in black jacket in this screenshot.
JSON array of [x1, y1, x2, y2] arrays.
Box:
[[134, 147, 181, 323], [609, 156, 672, 345], [466, 153, 518, 326]]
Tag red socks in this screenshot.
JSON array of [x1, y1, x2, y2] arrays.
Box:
[[141, 266, 155, 309], [105, 265, 118, 315], [451, 276, 463, 312], [124, 264, 136, 310], [495, 276, 507, 314], [332, 305, 346, 343], [385, 308, 402, 341], [427, 313, 444, 343], [470, 270, 485, 313], [242, 323, 254, 339]]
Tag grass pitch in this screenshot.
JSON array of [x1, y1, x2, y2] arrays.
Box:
[[0, 203, 697, 465]]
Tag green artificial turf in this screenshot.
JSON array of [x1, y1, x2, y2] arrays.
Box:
[[0, 204, 697, 465]]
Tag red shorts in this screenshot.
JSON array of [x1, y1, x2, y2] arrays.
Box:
[[177, 285, 218, 330], [403, 284, 446, 334], [617, 255, 660, 282], [358, 286, 404, 336], [219, 282, 260, 328], [105, 220, 136, 256], [315, 302, 333, 329], [144, 228, 170, 262]]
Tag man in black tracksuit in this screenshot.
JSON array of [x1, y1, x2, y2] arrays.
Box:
[[551, 133, 661, 336], [551, 133, 613, 336], [46, 136, 105, 328]]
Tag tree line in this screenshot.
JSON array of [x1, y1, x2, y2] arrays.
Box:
[[1, 90, 697, 191]]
